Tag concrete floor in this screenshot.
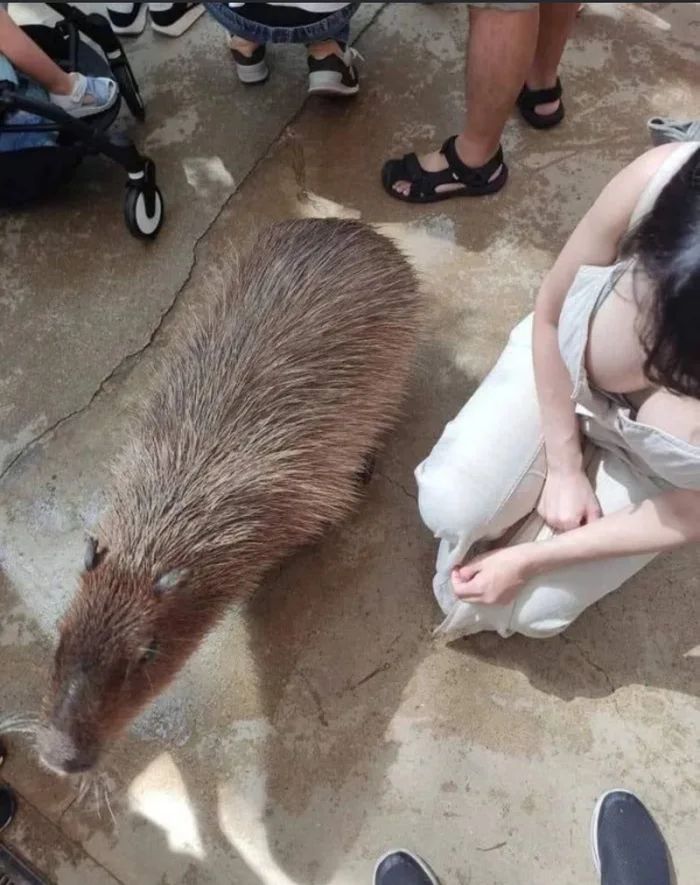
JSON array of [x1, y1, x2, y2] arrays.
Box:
[[1, 2, 699, 884]]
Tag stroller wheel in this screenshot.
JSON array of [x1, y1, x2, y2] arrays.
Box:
[[113, 58, 146, 121], [124, 185, 164, 239]]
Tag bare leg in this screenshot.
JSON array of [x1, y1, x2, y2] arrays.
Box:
[[391, 6, 539, 197], [308, 39, 343, 60], [525, 2, 578, 115], [230, 35, 343, 59], [0, 9, 72, 94], [460, 5, 539, 164], [229, 34, 260, 56]]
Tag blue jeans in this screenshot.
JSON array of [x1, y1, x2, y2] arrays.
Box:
[[0, 53, 57, 152], [204, 2, 358, 45]]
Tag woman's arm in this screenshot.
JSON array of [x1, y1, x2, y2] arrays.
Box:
[[532, 145, 682, 530], [528, 489, 700, 572], [452, 489, 700, 605]]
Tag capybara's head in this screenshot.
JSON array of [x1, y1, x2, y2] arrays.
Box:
[[38, 537, 210, 775]]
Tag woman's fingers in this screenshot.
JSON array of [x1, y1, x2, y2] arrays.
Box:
[[453, 561, 477, 582], [452, 566, 483, 599]]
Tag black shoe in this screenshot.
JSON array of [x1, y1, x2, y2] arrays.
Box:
[[591, 790, 671, 885], [149, 2, 204, 37], [106, 2, 147, 35], [374, 850, 440, 885], [0, 785, 16, 833], [307, 46, 361, 97]]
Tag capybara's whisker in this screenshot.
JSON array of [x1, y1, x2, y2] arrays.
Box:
[[0, 712, 40, 737], [79, 774, 94, 806], [101, 780, 117, 829], [92, 780, 103, 821]]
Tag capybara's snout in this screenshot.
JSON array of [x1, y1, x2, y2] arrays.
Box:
[[37, 723, 99, 775]]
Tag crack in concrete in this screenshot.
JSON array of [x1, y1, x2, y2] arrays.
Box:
[[0, 191, 225, 484], [559, 634, 658, 760], [527, 136, 631, 173], [8, 786, 125, 884], [299, 670, 329, 728], [560, 634, 616, 695], [375, 469, 417, 502], [349, 660, 392, 690], [0, 284, 183, 483]]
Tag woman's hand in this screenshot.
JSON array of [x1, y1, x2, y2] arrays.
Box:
[[451, 544, 536, 606], [452, 485, 700, 608], [538, 468, 601, 532]]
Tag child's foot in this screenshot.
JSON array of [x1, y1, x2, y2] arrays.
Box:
[[229, 36, 269, 84], [149, 2, 204, 37], [50, 73, 119, 118], [307, 43, 361, 97]]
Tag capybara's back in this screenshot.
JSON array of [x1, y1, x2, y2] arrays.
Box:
[[108, 218, 421, 591], [41, 219, 422, 775]]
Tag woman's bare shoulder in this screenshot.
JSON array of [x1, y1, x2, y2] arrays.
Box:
[[590, 144, 684, 219]]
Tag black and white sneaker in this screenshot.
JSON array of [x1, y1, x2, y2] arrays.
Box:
[[149, 2, 204, 37], [307, 46, 361, 97], [230, 43, 269, 85], [591, 790, 671, 885], [374, 850, 440, 885], [106, 2, 148, 35]]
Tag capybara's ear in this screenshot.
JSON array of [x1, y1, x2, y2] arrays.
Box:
[[83, 536, 108, 572], [152, 568, 190, 597]]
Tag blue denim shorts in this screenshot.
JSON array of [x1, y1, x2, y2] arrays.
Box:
[[0, 52, 57, 152], [204, 2, 358, 45]]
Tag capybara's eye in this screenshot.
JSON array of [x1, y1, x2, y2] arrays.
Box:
[[139, 640, 159, 665]]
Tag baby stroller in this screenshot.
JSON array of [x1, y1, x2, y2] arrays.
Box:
[[0, 3, 163, 239]]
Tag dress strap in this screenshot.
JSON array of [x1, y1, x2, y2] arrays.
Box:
[[628, 142, 700, 229]]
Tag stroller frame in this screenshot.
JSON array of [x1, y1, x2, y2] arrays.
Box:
[[0, 3, 164, 238]]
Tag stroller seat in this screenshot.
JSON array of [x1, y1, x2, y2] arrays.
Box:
[[0, 4, 164, 239]]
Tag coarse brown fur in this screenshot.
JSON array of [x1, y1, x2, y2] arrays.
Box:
[[38, 219, 421, 773]]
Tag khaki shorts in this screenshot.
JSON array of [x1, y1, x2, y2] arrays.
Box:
[[468, 3, 538, 9]]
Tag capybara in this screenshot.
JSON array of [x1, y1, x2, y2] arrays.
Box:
[[38, 219, 421, 774]]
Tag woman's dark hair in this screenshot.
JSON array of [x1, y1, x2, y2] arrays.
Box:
[[620, 146, 700, 398]]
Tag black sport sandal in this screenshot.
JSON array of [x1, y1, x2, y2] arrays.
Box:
[[517, 78, 565, 129], [382, 136, 508, 204]]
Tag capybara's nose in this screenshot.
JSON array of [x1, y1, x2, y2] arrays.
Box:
[[36, 726, 97, 776]]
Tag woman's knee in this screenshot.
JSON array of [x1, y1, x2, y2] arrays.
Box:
[[510, 584, 581, 638], [415, 457, 488, 539]]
